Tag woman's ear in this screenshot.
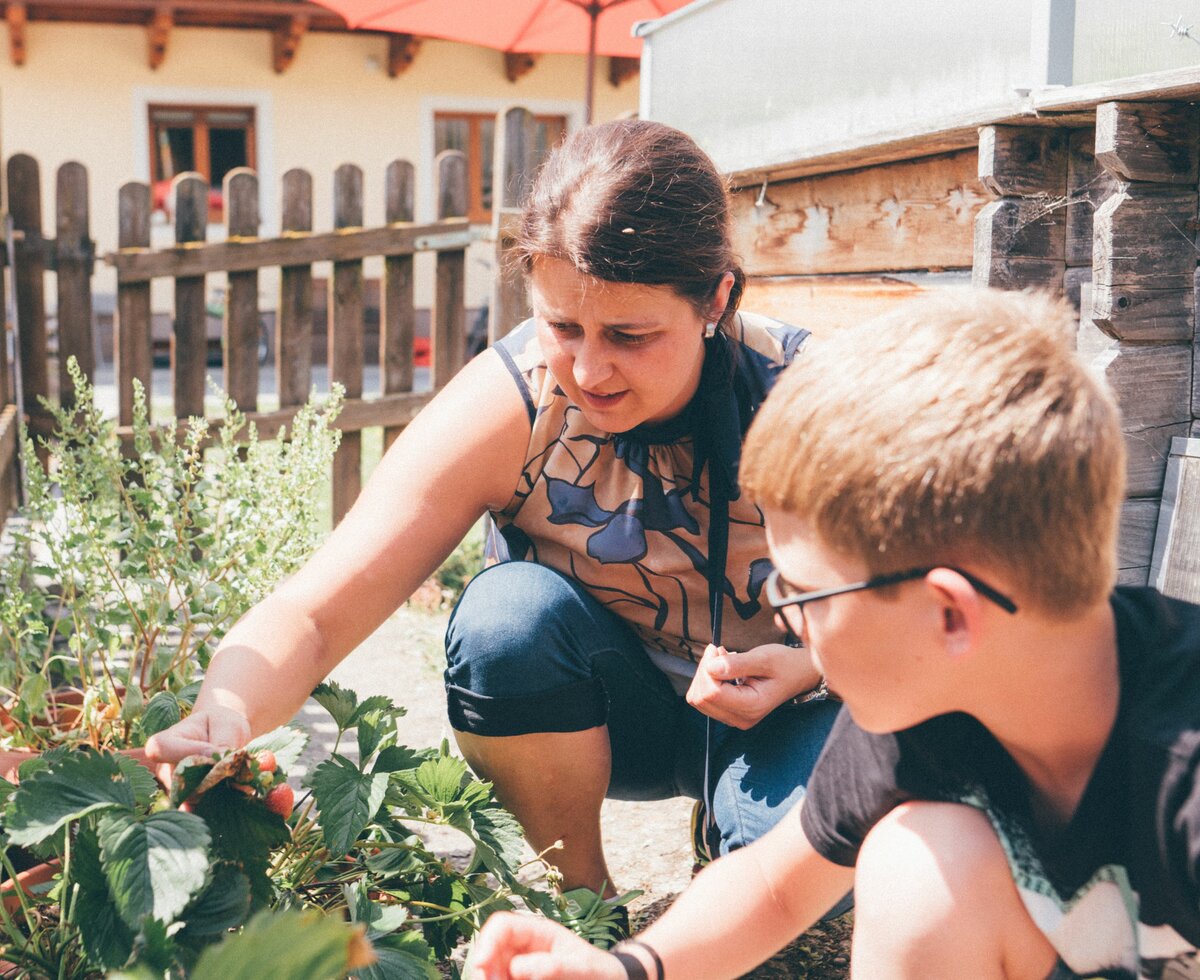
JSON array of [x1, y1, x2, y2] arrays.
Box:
[[709, 272, 736, 322], [925, 567, 984, 660]]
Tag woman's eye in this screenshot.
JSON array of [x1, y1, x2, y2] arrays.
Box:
[[612, 331, 652, 345]]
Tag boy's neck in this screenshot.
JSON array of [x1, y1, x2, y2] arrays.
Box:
[[965, 599, 1119, 827]]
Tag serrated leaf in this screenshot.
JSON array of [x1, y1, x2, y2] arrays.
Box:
[[311, 681, 358, 731], [352, 929, 438, 980], [358, 717, 384, 761], [311, 756, 389, 857], [141, 691, 182, 737], [98, 809, 211, 929], [121, 685, 145, 725], [190, 909, 368, 980], [6, 749, 135, 847], [373, 746, 427, 774], [180, 865, 251, 937], [72, 823, 136, 969], [348, 695, 397, 728], [113, 752, 162, 809], [131, 915, 177, 973], [468, 807, 526, 888], [398, 757, 471, 807], [246, 726, 308, 772], [176, 681, 203, 708]]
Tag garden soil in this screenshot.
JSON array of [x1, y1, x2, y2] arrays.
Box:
[[292, 603, 851, 978]]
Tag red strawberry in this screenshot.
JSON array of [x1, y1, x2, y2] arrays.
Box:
[[255, 750, 277, 773], [264, 783, 294, 820]]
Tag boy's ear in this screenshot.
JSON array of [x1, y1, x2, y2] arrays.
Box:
[[924, 568, 984, 660]]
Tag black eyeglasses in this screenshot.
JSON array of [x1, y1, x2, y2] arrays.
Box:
[[765, 566, 1018, 618]]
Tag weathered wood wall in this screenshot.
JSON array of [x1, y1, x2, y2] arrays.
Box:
[[734, 149, 985, 334]]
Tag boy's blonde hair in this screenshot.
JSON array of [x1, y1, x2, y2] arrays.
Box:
[[741, 289, 1126, 617]]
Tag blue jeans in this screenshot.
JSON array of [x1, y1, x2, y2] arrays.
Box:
[[443, 561, 843, 863]]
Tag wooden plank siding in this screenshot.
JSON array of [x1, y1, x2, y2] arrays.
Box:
[[730, 150, 986, 278]]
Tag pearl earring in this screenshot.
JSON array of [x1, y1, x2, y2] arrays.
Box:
[[704, 322, 717, 339]]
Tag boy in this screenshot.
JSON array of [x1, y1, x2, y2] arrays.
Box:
[[471, 289, 1200, 979]]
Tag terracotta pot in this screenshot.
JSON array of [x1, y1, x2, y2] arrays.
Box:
[[0, 858, 60, 914]]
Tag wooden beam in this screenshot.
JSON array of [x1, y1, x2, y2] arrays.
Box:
[[6, 2, 25, 66], [386, 32, 420, 76], [147, 4, 170, 69], [106, 218, 479, 282], [504, 50, 537, 82], [20, 0, 338, 19], [609, 55, 638, 87], [1095, 101, 1200, 184], [730, 149, 985, 277], [271, 12, 306, 73]]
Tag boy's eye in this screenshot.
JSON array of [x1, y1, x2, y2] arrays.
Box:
[[548, 321, 580, 335]]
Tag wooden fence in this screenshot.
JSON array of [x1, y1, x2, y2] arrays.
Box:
[[0, 106, 541, 531]]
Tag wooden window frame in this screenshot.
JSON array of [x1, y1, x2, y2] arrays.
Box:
[[148, 103, 257, 221], [434, 111, 565, 224]]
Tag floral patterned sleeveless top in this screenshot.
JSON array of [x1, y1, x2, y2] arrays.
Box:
[[490, 311, 809, 665]]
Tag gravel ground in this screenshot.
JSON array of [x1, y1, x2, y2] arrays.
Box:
[[293, 603, 851, 978]]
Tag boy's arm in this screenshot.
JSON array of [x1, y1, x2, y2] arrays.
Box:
[[471, 800, 854, 980]]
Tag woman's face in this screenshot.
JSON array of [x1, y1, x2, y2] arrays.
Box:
[[530, 256, 730, 432]]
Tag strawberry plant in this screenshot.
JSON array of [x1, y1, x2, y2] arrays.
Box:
[[0, 359, 343, 753]]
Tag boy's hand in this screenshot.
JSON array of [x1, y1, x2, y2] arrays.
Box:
[[144, 705, 251, 765], [687, 643, 821, 729], [470, 912, 624, 979]]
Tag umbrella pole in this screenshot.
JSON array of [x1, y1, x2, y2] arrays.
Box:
[[585, 1, 600, 124]]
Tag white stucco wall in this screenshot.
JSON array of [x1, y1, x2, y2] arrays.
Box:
[[0, 23, 639, 315]]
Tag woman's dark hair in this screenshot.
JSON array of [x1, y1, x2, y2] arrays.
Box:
[[514, 119, 745, 329]]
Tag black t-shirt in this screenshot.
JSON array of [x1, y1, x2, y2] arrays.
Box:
[[801, 587, 1200, 978]]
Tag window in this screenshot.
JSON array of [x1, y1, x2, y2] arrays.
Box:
[[434, 112, 566, 224], [149, 105, 256, 220]]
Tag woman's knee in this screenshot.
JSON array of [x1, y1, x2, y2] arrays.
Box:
[[853, 802, 1055, 977]]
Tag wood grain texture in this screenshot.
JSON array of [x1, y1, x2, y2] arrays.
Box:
[[1091, 283, 1193, 342], [0, 406, 17, 521], [116, 181, 152, 426], [172, 173, 208, 419], [978, 126, 1067, 198], [1095, 101, 1200, 184], [973, 196, 1066, 290], [54, 161, 94, 407], [224, 168, 260, 411], [490, 107, 537, 344], [1150, 440, 1200, 602], [730, 150, 986, 277], [1066, 129, 1119, 268], [742, 273, 971, 336], [8, 154, 49, 419], [330, 163, 365, 526], [382, 159, 415, 451], [278, 168, 313, 409], [433, 150, 468, 390], [1118, 498, 1160, 585], [1092, 185, 1198, 290]]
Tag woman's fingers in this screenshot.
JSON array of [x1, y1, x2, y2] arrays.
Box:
[[144, 708, 250, 764]]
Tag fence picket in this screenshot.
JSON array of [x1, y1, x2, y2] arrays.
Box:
[[8, 154, 50, 440], [278, 169, 314, 408], [55, 162, 94, 407], [116, 181, 152, 427], [490, 107, 536, 343], [433, 151, 468, 390], [224, 168, 260, 411], [330, 163, 365, 525], [173, 173, 209, 418], [382, 160, 415, 451]]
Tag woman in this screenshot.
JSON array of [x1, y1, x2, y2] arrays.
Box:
[[147, 120, 840, 904]]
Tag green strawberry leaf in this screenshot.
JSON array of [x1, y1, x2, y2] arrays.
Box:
[[141, 691, 182, 737], [467, 806, 526, 888], [311, 755, 389, 857], [372, 746, 426, 775], [351, 929, 438, 980], [179, 865, 252, 937], [98, 809, 211, 929], [6, 749, 135, 847], [311, 681, 358, 732], [190, 908, 368, 980], [246, 726, 309, 771], [72, 823, 136, 969], [113, 752, 162, 809]]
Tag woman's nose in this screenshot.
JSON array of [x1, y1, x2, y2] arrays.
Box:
[[571, 339, 613, 388]]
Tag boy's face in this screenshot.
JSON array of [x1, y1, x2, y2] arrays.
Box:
[[764, 507, 951, 734]]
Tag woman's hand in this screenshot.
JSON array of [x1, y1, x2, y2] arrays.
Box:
[[470, 912, 625, 980], [686, 642, 821, 729], [144, 704, 251, 765]]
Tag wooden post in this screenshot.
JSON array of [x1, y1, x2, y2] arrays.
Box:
[[172, 173, 208, 419], [1150, 437, 1200, 601], [116, 181, 153, 427], [224, 168, 260, 412], [7, 154, 50, 437], [278, 168, 313, 409], [1089, 101, 1200, 583], [54, 162, 94, 409], [381, 159, 414, 451], [973, 126, 1068, 291], [490, 107, 536, 344], [329, 163, 365, 525], [432, 150, 468, 391]]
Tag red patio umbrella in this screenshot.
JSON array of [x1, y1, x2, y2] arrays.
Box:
[[313, 0, 693, 122]]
